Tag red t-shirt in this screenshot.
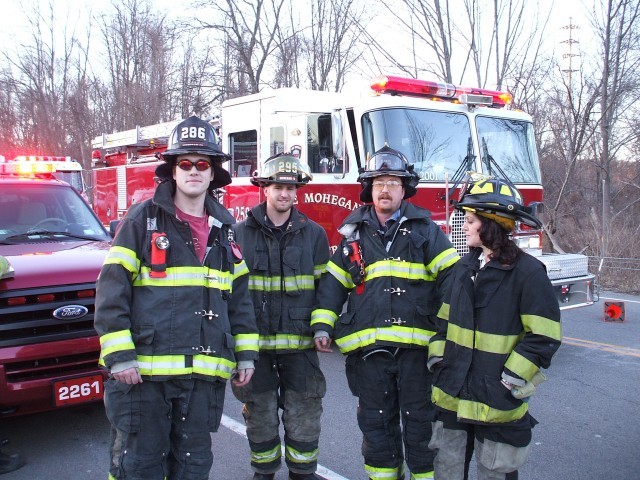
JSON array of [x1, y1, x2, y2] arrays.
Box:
[[175, 206, 209, 263]]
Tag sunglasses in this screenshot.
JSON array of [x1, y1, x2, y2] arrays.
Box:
[[177, 159, 212, 171]]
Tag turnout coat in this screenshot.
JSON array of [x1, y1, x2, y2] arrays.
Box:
[[311, 201, 459, 354], [94, 181, 259, 382], [430, 248, 562, 424], [233, 202, 330, 352]]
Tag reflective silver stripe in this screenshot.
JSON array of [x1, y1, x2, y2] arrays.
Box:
[[259, 335, 314, 350]]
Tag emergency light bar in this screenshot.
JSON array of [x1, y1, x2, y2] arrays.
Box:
[[14, 155, 74, 163], [0, 161, 56, 175], [370, 75, 513, 108]]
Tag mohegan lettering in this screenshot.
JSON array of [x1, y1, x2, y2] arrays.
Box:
[[303, 192, 360, 211]]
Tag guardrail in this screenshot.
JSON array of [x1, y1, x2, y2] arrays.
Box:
[[588, 256, 640, 294]]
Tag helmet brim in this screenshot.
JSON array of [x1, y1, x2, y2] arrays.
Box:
[[455, 201, 541, 229]]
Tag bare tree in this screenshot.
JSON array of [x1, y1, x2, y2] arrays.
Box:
[[305, 0, 365, 92], [195, 0, 286, 97], [593, 0, 640, 257], [96, 0, 176, 131], [0, 2, 85, 157]]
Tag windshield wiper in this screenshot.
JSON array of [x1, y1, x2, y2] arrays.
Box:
[[444, 136, 476, 200], [481, 137, 510, 180], [4, 231, 101, 242]]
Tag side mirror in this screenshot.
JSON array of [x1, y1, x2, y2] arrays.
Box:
[[109, 220, 122, 238]]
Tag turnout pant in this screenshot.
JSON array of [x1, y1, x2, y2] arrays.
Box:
[[232, 350, 326, 475], [345, 348, 435, 480], [104, 378, 225, 480], [429, 410, 533, 480]]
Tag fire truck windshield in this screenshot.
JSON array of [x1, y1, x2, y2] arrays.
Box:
[[0, 184, 110, 243], [361, 108, 540, 184], [476, 116, 540, 183]]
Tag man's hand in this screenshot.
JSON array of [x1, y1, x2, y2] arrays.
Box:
[[314, 336, 333, 353], [112, 367, 142, 384], [231, 368, 254, 387]]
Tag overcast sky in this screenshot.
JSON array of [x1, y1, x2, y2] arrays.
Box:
[[2, 0, 591, 92]]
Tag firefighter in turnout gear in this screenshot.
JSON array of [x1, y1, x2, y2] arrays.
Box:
[[428, 177, 561, 480], [232, 153, 330, 480], [94, 116, 259, 480], [311, 146, 460, 480]]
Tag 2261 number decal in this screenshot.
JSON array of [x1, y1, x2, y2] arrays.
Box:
[[53, 374, 104, 407]]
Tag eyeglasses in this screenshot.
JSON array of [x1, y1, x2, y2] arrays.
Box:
[[372, 180, 403, 190], [177, 159, 212, 171]]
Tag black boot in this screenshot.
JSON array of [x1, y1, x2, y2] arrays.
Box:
[[0, 439, 25, 475], [252, 473, 275, 480]]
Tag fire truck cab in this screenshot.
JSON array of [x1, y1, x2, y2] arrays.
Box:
[[91, 75, 596, 309], [0, 156, 110, 417]]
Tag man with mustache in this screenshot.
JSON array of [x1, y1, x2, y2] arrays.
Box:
[[311, 145, 459, 480]]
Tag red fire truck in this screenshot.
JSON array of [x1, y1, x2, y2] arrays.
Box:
[[91, 74, 595, 309], [0, 156, 111, 417]]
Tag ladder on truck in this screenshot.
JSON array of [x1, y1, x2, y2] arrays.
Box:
[[91, 120, 182, 150]]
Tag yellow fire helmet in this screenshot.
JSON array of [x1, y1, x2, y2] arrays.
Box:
[[455, 177, 542, 230]]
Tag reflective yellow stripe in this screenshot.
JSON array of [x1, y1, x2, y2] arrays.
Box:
[[248, 275, 315, 291], [367, 259, 434, 282], [259, 334, 314, 350], [522, 314, 562, 341], [365, 465, 401, 479], [432, 386, 528, 423], [234, 333, 260, 352], [136, 354, 236, 379], [137, 355, 192, 376], [310, 309, 338, 329], [192, 355, 235, 378], [251, 444, 281, 464], [233, 260, 249, 280], [475, 331, 521, 354], [504, 350, 539, 381], [437, 302, 450, 321], [429, 339, 445, 357], [412, 471, 435, 479], [336, 326, 433, 354], [326, 261, 354, 288], [285, 444, 318, 463], [427, 247, 460, 274], [447, 324, 521, 355], [99, 330, 135, 357], [104, 246, 139, 274], [314, 263, 327, 279], [447, 323, 474, 349], [133, 266, 233, 289]]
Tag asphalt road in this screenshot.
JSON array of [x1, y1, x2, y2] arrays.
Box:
[[2, 292, 640, 480]]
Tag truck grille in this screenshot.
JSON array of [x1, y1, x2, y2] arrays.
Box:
[[0, 282, 98, 349], [449, 210, 469, 255], [4, 351, 100, 383]]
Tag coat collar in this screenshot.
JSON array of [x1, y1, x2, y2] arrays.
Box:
[[152, 180, 235, 226], [247, 202, 308, 232]]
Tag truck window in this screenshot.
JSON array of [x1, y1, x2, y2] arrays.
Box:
[[270, 126, 285, 157], [307, 114, 334, 174], [476, 116, 541, 183], [54, 170, 85, 193], [229, 130, 257, 177], [361, 108, 471, 182], [0, 185, 109, 241]]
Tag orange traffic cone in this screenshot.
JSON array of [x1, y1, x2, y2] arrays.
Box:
[[603, 301, 625, 322]]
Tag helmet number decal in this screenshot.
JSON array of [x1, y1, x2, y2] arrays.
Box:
[[279, 160, 298, 173], [180, 126, 206, 140]]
